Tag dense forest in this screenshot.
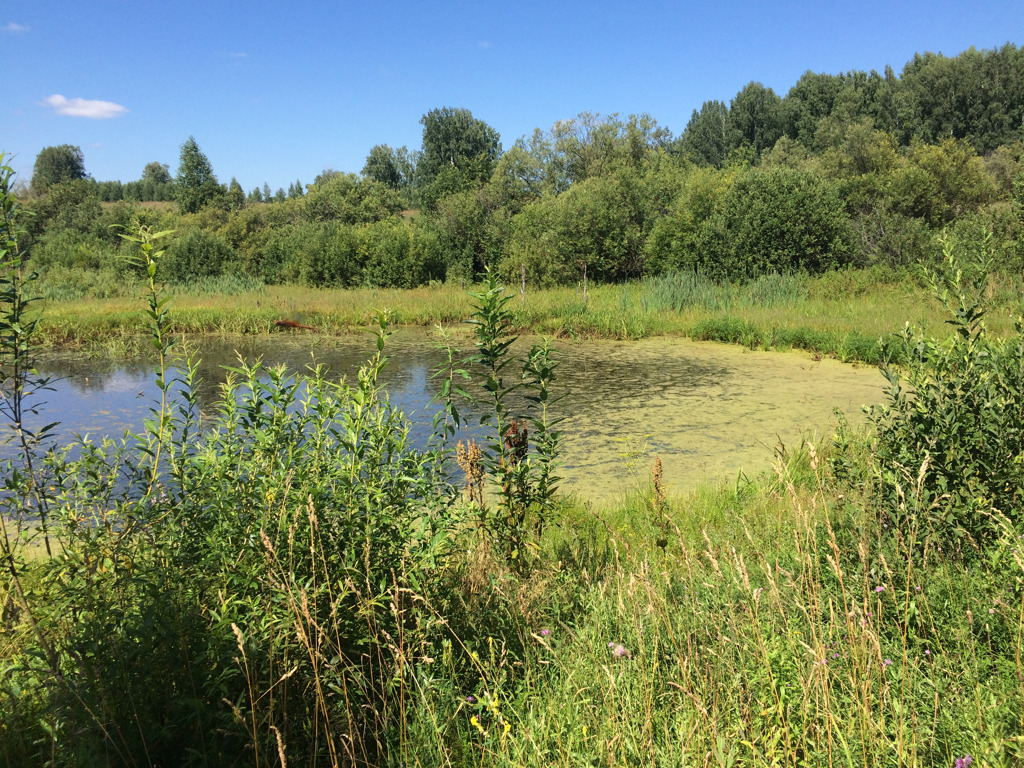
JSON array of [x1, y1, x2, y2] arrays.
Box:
[[17, 44, 1024, 298]]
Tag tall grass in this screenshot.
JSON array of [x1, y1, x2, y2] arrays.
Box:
[[33, 269, 1024, 362], [643, 270, 810, 312]]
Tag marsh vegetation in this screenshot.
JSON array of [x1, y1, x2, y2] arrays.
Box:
[[4, 152, 1024, 766]]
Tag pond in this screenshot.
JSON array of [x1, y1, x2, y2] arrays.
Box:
[[20, 329, 884, 501]]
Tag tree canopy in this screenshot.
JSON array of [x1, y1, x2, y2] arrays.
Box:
[[30, 145, 87, 197], [417, 107, 501, 196]]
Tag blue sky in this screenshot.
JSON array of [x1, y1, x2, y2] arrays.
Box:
[[3, 1, 1022, 193]]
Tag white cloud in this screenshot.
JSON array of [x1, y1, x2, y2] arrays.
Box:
[[478, 40, 492, 48], [41, 94, 128, 119], [2, 22, 29, 33]]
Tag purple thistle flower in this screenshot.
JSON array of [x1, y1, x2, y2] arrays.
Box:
[[883, 658, 893, 667], [540, 629, 551, 637], [610, 643, 631, 658], [954, 756, 973, 768], [875, 585, 886, 593], [466, 695, 476, 703]]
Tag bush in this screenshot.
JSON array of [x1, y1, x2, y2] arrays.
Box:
[[30, 228, 115, 272], [709, 166, 854, 279], [164, 227, 234, 282], [360, 218, 418, 287], [261, 221, 361, 287], [870, 237, 1024, 547]]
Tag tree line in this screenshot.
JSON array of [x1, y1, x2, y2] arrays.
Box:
[[19, 44, 1024, 294]]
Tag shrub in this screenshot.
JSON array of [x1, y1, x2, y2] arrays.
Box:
[[360, 218, 418, 287], [870, 236, 1024, 547], [710, 166, 854, 279], [164, 227, 234, 281], [262, 221, 361, 287]]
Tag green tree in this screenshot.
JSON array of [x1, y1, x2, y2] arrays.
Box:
[[416, 107, 501, 195], [900, 45, 1024, 153], [486, 142, 548, 213], [142, 161, 172, 185], [729, 82, 783, 156], [96, 180, 123, 202], [644, 165, 735, 274], [164, 228, 234, 281], [227, 177, 246, 211], [891, 138, 998, 226], [678, 100, 734, 168], [363, 144, 404, 189], [26, 179, 102, 237], [421, 188, 503, 281], [176, 136, 220, 214], [782, 71, 846, 146], [504, 166, 650, 285], [30, 144, 87, 197], [547, 112, 668, 186]]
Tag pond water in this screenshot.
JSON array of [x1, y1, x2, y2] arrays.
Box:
[[20, 329, 884, 501]]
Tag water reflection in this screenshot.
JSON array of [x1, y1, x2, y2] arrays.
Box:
[[19, 329, 883, 501]]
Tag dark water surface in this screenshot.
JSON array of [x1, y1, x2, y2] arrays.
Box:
[[20, 329, 884, 501]]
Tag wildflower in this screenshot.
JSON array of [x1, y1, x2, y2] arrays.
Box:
[[925, 649, 931, 655], [608, 641, 615, 648], [833, 653, 840, 659], [955, 756, 973, 768], [883, 658, 893, 667], [466, 695, 476, 703], [470, 715, 486, 735], [540, 629, 551, 637], [875, 585, 886, 593], [610, 643, 631, 658]]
